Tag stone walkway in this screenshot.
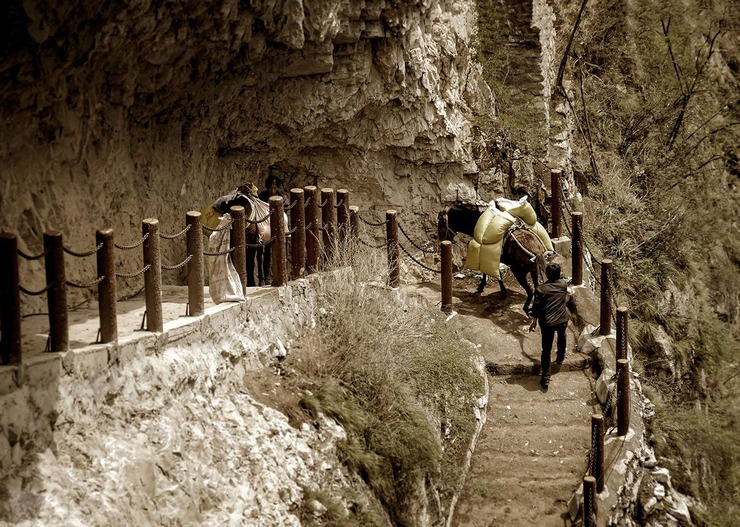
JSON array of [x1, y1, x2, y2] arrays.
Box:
[[405, 270, 596, 527]]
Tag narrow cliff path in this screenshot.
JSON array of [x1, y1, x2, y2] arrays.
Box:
[[404, 268, 596, 527]]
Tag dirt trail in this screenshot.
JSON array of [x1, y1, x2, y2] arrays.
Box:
[[405, 270, 595, 527]]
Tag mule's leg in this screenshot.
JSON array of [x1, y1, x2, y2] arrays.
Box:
[[498, 277, 507, 300], [515, 269, 534, 314], [256, 246, 265, 286], [476, 274, 488, 294], [262, 245, 272, 286], [246, 247, 257, 288]]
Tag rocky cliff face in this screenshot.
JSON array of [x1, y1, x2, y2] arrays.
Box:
[[1, 0, 491, 309]]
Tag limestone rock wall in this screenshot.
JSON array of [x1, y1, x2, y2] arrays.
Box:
[[0, 0, 491, 311]]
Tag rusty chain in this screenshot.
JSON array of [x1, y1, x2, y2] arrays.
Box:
[[64, 242, 104, 258], [18, 248, 47, 260], [67, 275, 106, 288], [399, 242, 441, 274], [202, 219, 234, 232], [19, 283, 51, 295], [116, 264, 151, 278], [203, 246, 237, 256], [398, 221, 438, 255], [115, 232, 149, 250], [159, 224, 191, 240], [334, 198, 345, 208], [161, 254, 193, 271], [357, 214, 387, 227], [358, 237, 387, 249]]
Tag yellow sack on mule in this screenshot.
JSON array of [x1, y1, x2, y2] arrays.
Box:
[[465, 239, 505, 279], [530, 222, 554, 252], [474, 205, 516, 244], [496, 196, 537, 226], [201, 205, 223, 230]]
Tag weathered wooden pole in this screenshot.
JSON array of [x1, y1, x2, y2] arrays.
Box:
[[583, 476, 597, 527], [44, 230, 68, 352], [321, 188, 337, 267], [290, 188, 306, 279], [305, 186, 320, 275], [96, 228, 117, 342], [599, 259, 613, 336], [0, 232, 22, 365], [441, 240, 452, 313], [572, 211, 584, 286], [616, 306, 628, 361], [349, 206, 359, 243], [592, 414, 605, 493], [617, 359, 630, 436], [142, 219, 163, 332], [186, 212, 204, 316], [230, 205, 247, 293], [386, 210, 399, 288], [270, 195, 287, 287], [551, 168, 562, 238]]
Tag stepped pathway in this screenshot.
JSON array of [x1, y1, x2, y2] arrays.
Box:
[[405, 270, 596, 527]]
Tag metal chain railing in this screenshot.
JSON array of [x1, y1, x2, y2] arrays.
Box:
[[161, 254, 193, 271], [334, 198, 345, 208], [67, 276, 106, 288], [358, 237, 387, 249], [64, 242, 104, 258], [284, 200, 297, 210], [244, 211, 270, 225], [18, 248, 47, 260], [398, 221, 439, 255], [399, 242, 441, 274], [116, 264, 151, 278], [203, 246, 237, 256], [357, 213, 387, 227], [159, 224, 191, 240], [202, 218, 234, 232], [115, 232, 149, 250], [19, 284, 51, 295]]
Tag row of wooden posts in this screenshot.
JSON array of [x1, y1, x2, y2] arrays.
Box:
[[0, 186, 411, 367], [548, 168, 633, 525]]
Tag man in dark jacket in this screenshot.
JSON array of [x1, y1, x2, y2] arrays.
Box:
[[529, 262, 572, 389]]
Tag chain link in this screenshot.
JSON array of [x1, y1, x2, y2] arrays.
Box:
[[244, 211, 270, 225], [18, 248, 47, 260], [284, 200, 297, 210], [398, 221, 438, 254], [204, 246, 237, 256], [334, 198, 345, 208], [202, 219, 234, 232], [358, 237, 387, 249], [19, 283, 51, 295], [64, 242, 104, 258], [67, 275, 106, 288], [357, 214, 387, 227], [161, 254, 193, 270], [399, 243, 441, 274], [116, 264, 151, 278], [115, 232, 149, 250], [159, 224, 191, 240]]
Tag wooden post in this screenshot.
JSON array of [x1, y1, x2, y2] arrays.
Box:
[[270, 196, 287, 287], [290, 188, 306, 279], [305, 186, 320, 275], [551, 169, 562, 239], [600, 259, 613, 336], [592, 414, 605, 493], [616, 306, 628, 361], [572, 212, 583, 286], [349, 206, 359, 243], [617, 359, 630, 436], [96, 228, 117, 343], [321, 188, 336, 267], [386, 210, 399, 288], [186, 212, 204, 316], [441, 240, 452, 313], [44, 230, 68, 352], [583, 476, 597, 527], [142, 219, 163, 333], [0, 232, 22, 365], [337, 189, 350, 257], [230, 205, 247, 293]]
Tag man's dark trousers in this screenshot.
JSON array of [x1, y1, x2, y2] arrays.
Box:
[[541, 321, 567, 383]]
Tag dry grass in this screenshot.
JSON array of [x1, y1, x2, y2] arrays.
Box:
[[287, 239, 484, 525]]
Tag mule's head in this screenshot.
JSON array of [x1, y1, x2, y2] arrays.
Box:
[[437, 207, 454, 242]]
